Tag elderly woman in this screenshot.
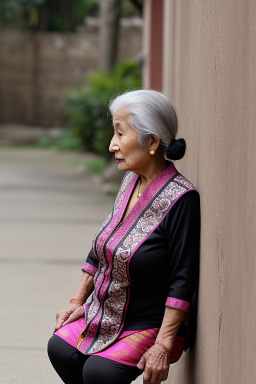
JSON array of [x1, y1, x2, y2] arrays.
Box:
[[48, 90, 200, 384]]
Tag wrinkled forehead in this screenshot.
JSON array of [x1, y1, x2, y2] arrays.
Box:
[[113, 108, 130, 123]]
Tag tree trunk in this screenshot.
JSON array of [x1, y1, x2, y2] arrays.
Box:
[[99, 0, 121, 71]]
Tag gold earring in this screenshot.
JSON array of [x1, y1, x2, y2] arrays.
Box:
[[150, 150, 155, 155]]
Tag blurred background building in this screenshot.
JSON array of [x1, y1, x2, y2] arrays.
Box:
[[0, 1, 255, 383], [0, 0, 142, 127]]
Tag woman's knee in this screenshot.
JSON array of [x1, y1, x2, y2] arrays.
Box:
[[47, 335, 74, 366], [47, 335, 60, 362], [48, 335, 86, 384]]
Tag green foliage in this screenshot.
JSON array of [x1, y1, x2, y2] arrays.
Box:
[[37, 135, 55, 148], [85, 157, 106, 175], [0, 0, 44, 27], [121, 0, 141, 17], [106, 183, 122, 197], [55, 131, 83, 151], [35, 131, 83, 151], [1, 0, 44, 17], [0, 0, 141, 30], [64, 59, 142, 158], [0, 0, 100, 30], [75, 0, 99, 21]]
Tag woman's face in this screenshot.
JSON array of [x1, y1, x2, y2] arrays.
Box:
[[109, 108, 151, 174]]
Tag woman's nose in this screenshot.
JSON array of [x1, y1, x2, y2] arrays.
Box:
[[109, 137, 119, 152]]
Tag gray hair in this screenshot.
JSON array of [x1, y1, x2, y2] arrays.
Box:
[[109, 90, 178, 151]]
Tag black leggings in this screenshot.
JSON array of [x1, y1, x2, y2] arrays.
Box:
[[48, 335, 142, 384]]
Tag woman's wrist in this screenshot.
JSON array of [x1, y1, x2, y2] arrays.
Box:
[[69, 298, 83, 305], [154, 340, 171, 356]]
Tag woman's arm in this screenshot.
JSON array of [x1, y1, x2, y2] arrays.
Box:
[[137, 307, 185, 384], [54, 271, 94, 332], [155, 306, 185, 350], [71, 270, 95, 303]]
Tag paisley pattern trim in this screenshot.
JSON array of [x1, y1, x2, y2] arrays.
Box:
[[165, 297, 190, 312]]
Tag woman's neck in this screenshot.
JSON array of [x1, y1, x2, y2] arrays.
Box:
[[139, 158, 169, 190]]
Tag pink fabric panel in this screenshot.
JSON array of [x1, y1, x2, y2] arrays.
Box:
[[54, 320, 186, 366], [82, 262, 98, 276], [119, 330, 140, 339], [95, 331, 186, 367], [94, 328, 159, 367], [54, 317, 142, 351], [54, 317, 87, 349], [165, 297, 190, 312]]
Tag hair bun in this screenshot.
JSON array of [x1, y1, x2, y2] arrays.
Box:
[[165, 138, 186, 160]]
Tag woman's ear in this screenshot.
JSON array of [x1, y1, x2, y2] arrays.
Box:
[[147, 135, 161, 151]]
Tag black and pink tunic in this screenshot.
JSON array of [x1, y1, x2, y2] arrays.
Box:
[[55, 162, 200, 365]]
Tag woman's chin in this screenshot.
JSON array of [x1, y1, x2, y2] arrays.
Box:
[[117, 161, 127, 170]]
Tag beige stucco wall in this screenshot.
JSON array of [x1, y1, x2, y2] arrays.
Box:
[[161, 1, 256, 383]]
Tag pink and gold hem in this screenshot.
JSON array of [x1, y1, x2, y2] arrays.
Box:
[[54, 318, 185, 367]]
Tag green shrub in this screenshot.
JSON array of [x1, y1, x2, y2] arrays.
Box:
[[55, 131, 83, 151], [0, 0, 100, 31], [37, 135, 55, 148], [64, 59, 142, 158], [85, 157, 106, 174]]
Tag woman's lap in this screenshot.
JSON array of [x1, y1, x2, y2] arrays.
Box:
[[54, 318, 160, 367], [83, 355, 142, 384], [48, 335, 142, 384]]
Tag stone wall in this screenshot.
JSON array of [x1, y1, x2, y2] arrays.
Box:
[[0, 20, 141, 127], [160, 1, 256, 384]]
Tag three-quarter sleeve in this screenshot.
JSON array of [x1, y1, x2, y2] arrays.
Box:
[[82, 248, 99, 276], [165, 190, 201, 313]]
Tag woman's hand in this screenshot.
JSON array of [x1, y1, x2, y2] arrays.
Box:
[[137, 306, 186, 383], [54, 270, 94, 332], [54, 302, 83, 332], [62, 304, 85, 326], [137, 343, 170, 384]]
